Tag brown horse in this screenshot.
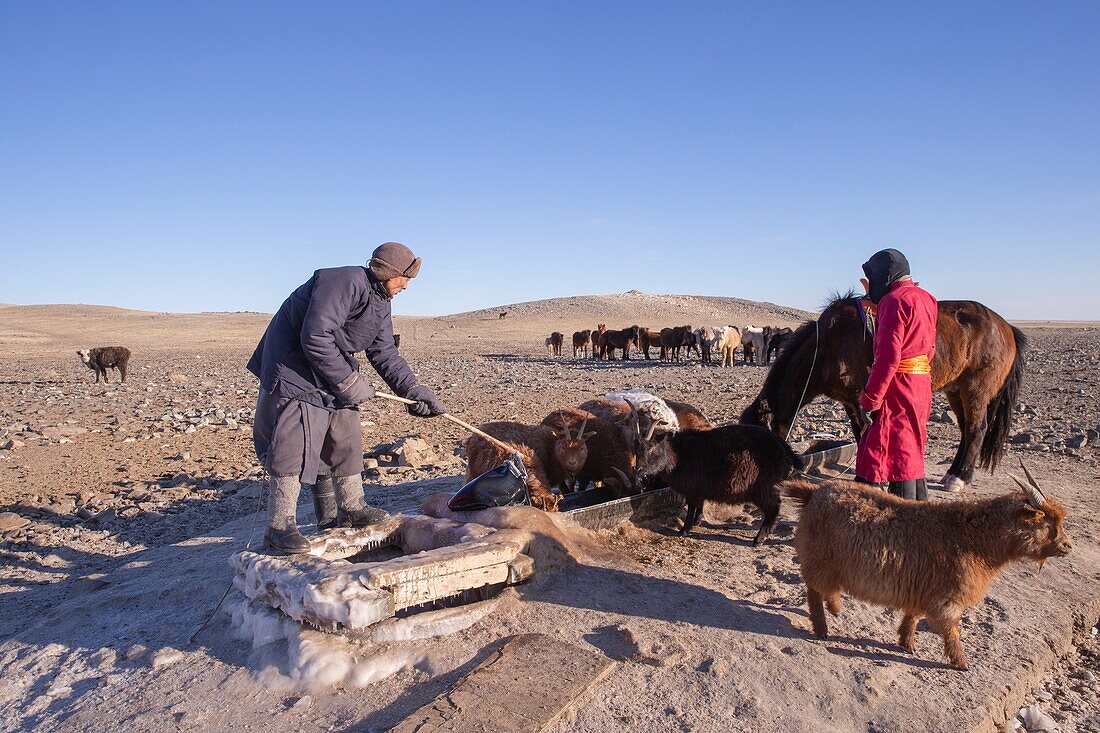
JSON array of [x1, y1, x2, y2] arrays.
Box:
[[602, 326, 641, 360], [740, 292, 1025, 492]]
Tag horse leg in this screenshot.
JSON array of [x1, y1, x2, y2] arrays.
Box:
[[949, 388, 989, 492], [942, 390, 969, 491]]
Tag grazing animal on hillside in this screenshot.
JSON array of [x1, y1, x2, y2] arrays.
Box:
[[572, 330, 592, 358], [602, 326, 641, 360], [740, 292, 1026, 492], [694, 326, 715, 364], [741, 326, 766, 364], [763, 326, 792, 363], [545, 331, 564, 357], [465, 421, 591, 511], [637, 328, 661, 360], [592, 324, 607, 359], [714, 326, 741, 367], [499, 311, 509, 320], [784, 467, 1071, 669], [393, 333, 401, 349], [659, 326, 694, 361], [638, 424, 803, 545], [77, 347, 132, 383], [542, 408, 638, 496]]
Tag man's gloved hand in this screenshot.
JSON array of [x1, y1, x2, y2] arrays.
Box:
[[404, 384, 446, 418], [335, 372, 375, 406]]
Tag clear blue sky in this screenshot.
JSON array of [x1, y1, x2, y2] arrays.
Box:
[[2, 2, 1097, 319]]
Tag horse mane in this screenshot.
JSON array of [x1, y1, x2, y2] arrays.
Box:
[[822, 288, 860, 310], [742, 289, 861, 424]]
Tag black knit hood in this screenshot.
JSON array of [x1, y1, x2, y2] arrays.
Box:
[[862, 248, 911, 304]]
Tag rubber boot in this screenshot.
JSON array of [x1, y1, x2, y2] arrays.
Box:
[[888, 480, 927, 500], [332, 474, 390, 527], [263, 475, 311, 554], [312, 475, 339, 531]]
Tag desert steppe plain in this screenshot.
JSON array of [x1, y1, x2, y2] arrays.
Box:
[[0, 292, 1097, 732]]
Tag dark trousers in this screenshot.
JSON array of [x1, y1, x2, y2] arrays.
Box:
[[253, 388, 363, 484]]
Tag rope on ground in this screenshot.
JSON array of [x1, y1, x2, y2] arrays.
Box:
[[187, 471, 267, 646]]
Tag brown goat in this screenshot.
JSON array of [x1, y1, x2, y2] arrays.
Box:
[[665, 399, 712, 431], [465, 421, 590, 511], [572, 330, 591, 358], [785, 468, 1072, 669], [542, 408, 640, 496], [77, 347, 132, 383]]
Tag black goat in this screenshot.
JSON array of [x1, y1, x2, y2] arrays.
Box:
[[639, 425, 803, 545]]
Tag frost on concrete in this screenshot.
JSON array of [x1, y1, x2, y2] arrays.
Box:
[[229, 516, 532, 632]]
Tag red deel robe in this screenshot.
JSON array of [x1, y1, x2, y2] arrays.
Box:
[[856, 280, 939, 482]]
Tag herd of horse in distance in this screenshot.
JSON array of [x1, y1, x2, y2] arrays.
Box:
[[543, 324, 794, 366]]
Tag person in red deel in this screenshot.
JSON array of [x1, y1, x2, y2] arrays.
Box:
[[855, 248, 938, 500]]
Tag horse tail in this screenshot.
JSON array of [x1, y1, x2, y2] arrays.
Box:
[[980, 325, 1027, 470]]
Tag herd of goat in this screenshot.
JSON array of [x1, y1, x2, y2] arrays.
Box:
[[545, 324, 793, 365], [465, 389, 1072, 669]]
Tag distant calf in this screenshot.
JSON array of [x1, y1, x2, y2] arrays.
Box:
[[639, 424, 803, 545], [77, 347, 131, 383], [785, 467, 1071, 669]]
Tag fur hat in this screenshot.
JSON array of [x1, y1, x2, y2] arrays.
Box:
[[368, 242, 422, 281]]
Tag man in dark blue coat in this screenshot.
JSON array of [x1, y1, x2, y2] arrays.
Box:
[[247, 242, 445, 553]]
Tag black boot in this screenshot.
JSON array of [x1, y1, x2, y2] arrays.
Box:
[[888, 480, 921, 500], [312, 476, 339, 531], [332, 474, 391, 527], [263, 526, 311, 554], [915, 478, 928, 501]]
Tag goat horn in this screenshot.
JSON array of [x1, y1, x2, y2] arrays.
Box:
[[558, 409, 571, 440], [610, 466, 632, 489], [1008, 473, 1046, 509], [578, 412, 589, 437], [645, 421, 657, 441], [1018, 458, 1048, 506]]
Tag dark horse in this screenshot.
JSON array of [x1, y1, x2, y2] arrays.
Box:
[[602, 326, 641, 360], [740, 292, 1026, 492]]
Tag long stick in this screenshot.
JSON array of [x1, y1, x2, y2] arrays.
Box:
[[374, 391, 516, 453]]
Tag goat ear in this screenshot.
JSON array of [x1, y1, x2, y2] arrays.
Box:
[[580, 431, 597, 441], [1017, 505, 1046, 521]]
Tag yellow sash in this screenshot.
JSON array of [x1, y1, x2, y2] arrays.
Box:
[[896, 354, 932, 375]]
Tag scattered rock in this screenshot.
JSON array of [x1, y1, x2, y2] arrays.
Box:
[[124, 644, 149, 661], [0, 512, 30, 533], [169, 373, 189, 383], [292, 695, 313, 709], [392, 437, 437, 468], [151, 647, 184, 669]]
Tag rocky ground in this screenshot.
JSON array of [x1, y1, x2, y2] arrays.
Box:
[[0, 299, 1098, 732]]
